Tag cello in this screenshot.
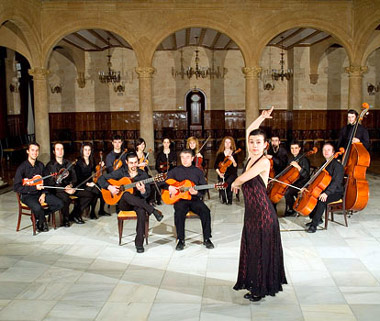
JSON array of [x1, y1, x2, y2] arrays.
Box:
[[268, 147, 318, 204], [293, 148, 344, 216], [342, 103, 370, 211]]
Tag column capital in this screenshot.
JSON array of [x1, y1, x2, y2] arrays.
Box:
[[242, 66, 262, 79], [345, 65, 368, 77], [135, 67, 156, 79], [28, 67, 50, 80]]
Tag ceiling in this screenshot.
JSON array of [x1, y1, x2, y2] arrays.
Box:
[[60, 27, 334, 52]]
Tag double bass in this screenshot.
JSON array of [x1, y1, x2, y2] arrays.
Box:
[[293, 148, 345, 216], [342, 103, 371, 211], [268, 147, 318, 204]]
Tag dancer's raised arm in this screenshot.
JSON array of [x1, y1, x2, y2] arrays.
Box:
[[246, 106, 274, 147]]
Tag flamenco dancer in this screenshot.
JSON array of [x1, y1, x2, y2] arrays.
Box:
[[231, 106, 287, 302]]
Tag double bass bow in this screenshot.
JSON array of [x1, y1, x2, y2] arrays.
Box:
[[293, 148, 345, 216], [342, 103, 371, 211], [268, 147, 318, 204]]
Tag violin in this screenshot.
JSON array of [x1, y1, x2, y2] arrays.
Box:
[[101, 173, 167, 205], [162, 179, 227, 205], [218, 148, 242, 174], [138, 149, 152, 170], [22, 172, 58, 186], [93, 151, 105, 183], [193, 136, 210, 172], [268, 147, 318, 204], [113, 148, 128, 171], [293, 148, 344, 216], [55, 160, 77, 184], [342, 103, 371, 211]]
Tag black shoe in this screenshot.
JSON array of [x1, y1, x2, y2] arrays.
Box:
[[72, 216, 84, 224], [136, 246, 145, 253], [156, 200, 162, 206], [77, 216, 85, 224], [203, 239, 214, 249], [249, 295, 263, 302], [307, 225, 317, 233], [244, 292, 252, 299], [42, 221, 49, 232], [284, 210, 295, 217], [305, 219, 323, 227], [152, 209, 163, 222], [176, 239, 185, 251], [36, 220, 44, 232], [98, 210, 111, 217]]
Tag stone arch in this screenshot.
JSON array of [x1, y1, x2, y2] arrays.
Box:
[[361, 32, 380, 66], [145, 20, 249, 67], [255, 18, 353, 67]]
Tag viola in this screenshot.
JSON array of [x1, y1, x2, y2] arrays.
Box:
[[293, 148, 344, 216], [56, 160, 77, 184], [93, 151, 105, 183], [159, 160, 176, 172], [138, 149, 152, 170], [101, 173, 167, 205], [162, 179, 227, 205], [194, 155, 204, 171], [268, 147, 318, 204], [218, 148, 242, 174], [113, 148, 128, 171], [342, 103, 371, 211], [22, 172, 58, 186]]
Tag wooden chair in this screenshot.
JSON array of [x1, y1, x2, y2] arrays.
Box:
[[117, 210, 149, 246], [16, 193, 56, 235]]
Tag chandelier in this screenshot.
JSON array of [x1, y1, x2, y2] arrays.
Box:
[[187, 36, 209, 79], [271, 37, 293, 81], [98, 38, 121, 84], [209, 50, 227, 79]]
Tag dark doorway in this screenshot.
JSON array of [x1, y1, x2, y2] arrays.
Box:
[[186, 89, 205, 137]]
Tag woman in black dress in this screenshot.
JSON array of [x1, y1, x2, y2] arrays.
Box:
[[231, 106, 287, 302], [155, 138, 177, 174]]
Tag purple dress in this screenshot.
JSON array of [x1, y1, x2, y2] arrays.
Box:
[[233, 157, 287, 296]]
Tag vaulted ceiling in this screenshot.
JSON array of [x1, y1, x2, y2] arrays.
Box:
[[60, 27, 334, 52]]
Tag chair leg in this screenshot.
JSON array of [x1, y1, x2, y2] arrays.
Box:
[[145, 214, 149, 245], [31, 213, 37, 235], [118, 219, 123, 246], [16, 210, 22, 232], [325, 208, 329, 229], [343, 210, 348, 227], [51, 212, 57, 229]]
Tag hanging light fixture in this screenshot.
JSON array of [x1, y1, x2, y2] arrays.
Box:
[[209, 50, 227, 79], [186, 36, 209, 79], [98, 37, 121, 84], [271, 37, 293, 81]]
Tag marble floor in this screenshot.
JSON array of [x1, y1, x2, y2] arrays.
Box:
[[1, 172, 380, 321]]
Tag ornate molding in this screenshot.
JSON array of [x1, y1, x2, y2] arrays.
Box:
[[76, 72, 86, 88], [309, 73, 319, 85], [345, 65, 368, 77], [28, 67, 50, 80], [135, 67, 156, 79], [242, 67, 262, 79]]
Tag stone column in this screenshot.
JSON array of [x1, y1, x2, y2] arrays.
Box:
[[242, 66, 262, 128], [136, 66, 156, 163], [345, 65, 368, 110], [28, 67, 50, 162]]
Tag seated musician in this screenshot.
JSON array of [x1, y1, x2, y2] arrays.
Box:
[[186, 136, 205, 172], [338, 109, 370, 151], [155, 138, 177, 174], [305, 142, 344, 233], [167, 149, 214, 251], [97, 152, 163, 253], [284, 141, 310, 216], [267, 136, 288, 176], [105, 135, 126, 173], [45, 142, 93, 226], [74, 143, 107, 219], [214, 136, 238, 205], [14, 142, 63, 232]]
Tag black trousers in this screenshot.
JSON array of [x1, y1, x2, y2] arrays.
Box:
[[309, 192, 343, 227], [173, 198, 211, 241], [55, 189, 93, 221], [284, 181, 304, 210], [21, 193, 63, 222], [119, 192, 154, 247], [218, 173, 237, 203]]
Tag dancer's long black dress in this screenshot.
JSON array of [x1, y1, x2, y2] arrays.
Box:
[[233, 157, 287, 297]]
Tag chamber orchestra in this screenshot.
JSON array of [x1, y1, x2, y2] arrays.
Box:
[[13, 103, 371, 251]]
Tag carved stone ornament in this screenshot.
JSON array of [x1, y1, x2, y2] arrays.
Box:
[[76, 72, 86, 88], [309, 73, 319, 85], [28, 67, 50, 80], [242, 67, 262, 79], [344, 65, 368, 77], [135, 67, 156, 78]]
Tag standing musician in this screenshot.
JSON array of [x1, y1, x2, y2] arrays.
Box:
[[167, 149, 214, 251], [186, 136, 205, 172], [97, 152, 164, 253], [267, 136, 288, 176], [14, 142, 63, 232], [283, 141, 310, 216], [305, 142, 344, 233], [155, 138, 177, 174], [214, 136, 238, 205], [45, 142, 93, 226], [105, 135, 126, 173], [74, 143, 108, 219], [338, 109, 370, 152]]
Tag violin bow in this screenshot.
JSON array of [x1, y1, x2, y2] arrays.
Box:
[[198, 136, 210, 154]]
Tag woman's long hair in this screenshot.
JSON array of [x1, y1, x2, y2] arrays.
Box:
[[79, 143, 94, 168], [186, 136, 200, 154], [217, 136, 236, 155]]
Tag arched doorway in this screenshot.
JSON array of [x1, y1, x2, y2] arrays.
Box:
[[185, 87, 206, 137]]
